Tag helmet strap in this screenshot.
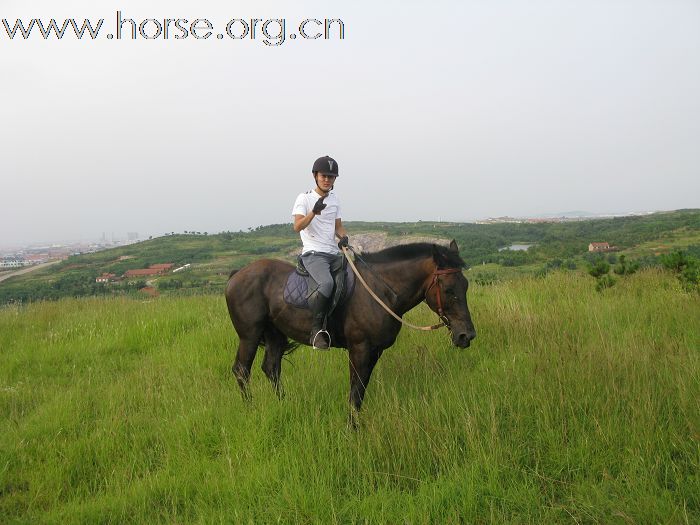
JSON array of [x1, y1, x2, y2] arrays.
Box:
[[313, 173, 331, 196]]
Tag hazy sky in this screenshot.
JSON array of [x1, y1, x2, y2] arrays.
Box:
[[1, 0, 698, 246]]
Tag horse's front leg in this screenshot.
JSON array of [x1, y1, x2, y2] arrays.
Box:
[[347, 344, 380, 429]]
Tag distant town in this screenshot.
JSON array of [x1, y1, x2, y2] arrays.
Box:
[[0, 232, 143, 269]]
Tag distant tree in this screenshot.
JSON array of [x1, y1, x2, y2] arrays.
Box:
[[588, 260, 610, 278], [595, 274, 616, 292], [660, 251, 699, 291], [547, 258, 562, 269], [613, 254, 639, 275], [660, 251, 691, 273]]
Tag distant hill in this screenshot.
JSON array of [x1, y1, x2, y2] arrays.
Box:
[[0, 209, 698, 304]]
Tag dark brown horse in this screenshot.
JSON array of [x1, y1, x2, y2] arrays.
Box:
[[225, 240, 476, 426]]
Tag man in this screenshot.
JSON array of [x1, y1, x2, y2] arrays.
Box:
[[292, 155, 349, 349]]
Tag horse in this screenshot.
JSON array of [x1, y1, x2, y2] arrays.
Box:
[[224, 240, 477, 427]]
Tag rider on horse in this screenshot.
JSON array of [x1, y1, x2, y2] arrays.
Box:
[[292, 155, 349, 349]]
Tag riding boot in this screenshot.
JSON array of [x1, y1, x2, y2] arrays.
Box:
[[309, 292, 332, 350]]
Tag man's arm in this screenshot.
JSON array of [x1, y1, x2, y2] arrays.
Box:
[[335, 218, 348, 239], [293, 213, 315, 233], [293, 195, 327, 232]]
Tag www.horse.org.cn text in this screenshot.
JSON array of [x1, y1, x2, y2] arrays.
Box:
[[1, 12, 345, 46]]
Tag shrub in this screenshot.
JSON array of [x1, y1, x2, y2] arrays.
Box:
[[472, 272, 499, 285], [613, 255, 639, 276], [660, 250, 699, 291], [588, 260, 610, 278], [660, 251, 692, 273], [595, 274, 616, 292]]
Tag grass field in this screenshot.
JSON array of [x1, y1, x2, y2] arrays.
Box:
[[1, 269, 698, 523]]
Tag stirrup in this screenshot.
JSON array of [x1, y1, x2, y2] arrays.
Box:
[[311, 329, 331, 350]]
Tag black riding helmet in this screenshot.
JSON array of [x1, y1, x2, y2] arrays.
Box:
[[312, 155, 339, 177]]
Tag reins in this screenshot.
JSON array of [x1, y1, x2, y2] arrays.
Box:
[[341, 245, 460, 331]]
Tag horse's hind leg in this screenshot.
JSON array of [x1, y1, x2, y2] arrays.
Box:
[[348, 344, 380, 430], [261, 325, 287, 399], [233, 336, 260, 401]]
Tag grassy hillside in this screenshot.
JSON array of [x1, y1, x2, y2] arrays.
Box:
[[1, 209, 698, 305], [1, 270, 698, 523]]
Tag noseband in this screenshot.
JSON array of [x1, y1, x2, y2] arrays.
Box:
[[425, 268, 462, 328]]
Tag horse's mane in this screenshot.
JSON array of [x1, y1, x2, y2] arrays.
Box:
[[360, 242, 466, 268]]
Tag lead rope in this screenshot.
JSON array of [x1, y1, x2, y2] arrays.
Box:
[[341, 246, 446, 331]]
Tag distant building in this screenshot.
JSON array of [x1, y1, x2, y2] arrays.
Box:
[[149, 263, 174, 271], [123, 268, 164, 278], [25, 254, 49, 264], [0, 258, 29, 269], [588, 242, 617, 252], [589, 242, 609, 252], [96, 273, 118, 283], [122, 263, 174, 279]]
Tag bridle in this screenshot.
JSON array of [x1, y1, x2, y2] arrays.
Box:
[[425, 268, 462, 329], [341, 246, 462, 331]]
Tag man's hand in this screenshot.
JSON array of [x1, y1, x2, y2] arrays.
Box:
[[312, 196, 327, 215], [337, 235, 349, 249]]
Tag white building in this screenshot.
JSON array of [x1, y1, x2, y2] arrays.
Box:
[[0, 259, 30, 269]]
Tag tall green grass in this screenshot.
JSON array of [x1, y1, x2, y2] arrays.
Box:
[[1, 270, 698, 523]]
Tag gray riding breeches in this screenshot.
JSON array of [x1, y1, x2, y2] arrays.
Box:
[[301, 251, 344, 298]]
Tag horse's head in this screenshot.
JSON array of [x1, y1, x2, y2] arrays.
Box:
[[425, 240, 477, 348]]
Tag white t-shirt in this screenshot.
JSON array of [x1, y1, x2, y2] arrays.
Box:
[[292, 189, 342, 254]]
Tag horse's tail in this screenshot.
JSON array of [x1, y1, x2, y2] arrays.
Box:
[[282, 340, 301, 356], [257, 336, 299, 355], [258, 322, 300, 356]]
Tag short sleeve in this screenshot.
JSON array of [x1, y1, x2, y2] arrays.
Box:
[[335, 195, 343, 219], [292, 193, 308, 216]]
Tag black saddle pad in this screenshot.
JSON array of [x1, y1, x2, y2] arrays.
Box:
[[283, 265, 355, 309]]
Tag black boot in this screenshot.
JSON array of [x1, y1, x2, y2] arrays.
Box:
[[309, 293, 331, 349]]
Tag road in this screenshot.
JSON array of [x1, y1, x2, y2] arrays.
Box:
[[0, 261, 61, 283]]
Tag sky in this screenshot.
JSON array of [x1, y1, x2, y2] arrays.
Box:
[[1, 0, 698, 247]]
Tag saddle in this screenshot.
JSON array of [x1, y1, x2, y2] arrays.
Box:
[[283, 255, 355, 314]]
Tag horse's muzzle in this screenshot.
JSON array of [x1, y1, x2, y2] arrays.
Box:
[[453, 330, 476, 348]]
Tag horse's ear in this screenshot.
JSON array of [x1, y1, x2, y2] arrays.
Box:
[[449, 239, 459, 253], [432, 244, 447, 266]]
